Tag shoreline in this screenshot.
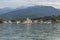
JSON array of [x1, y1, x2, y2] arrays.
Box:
[[0, 21, 59, 24]]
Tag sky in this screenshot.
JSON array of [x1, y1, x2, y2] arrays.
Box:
[[0, 0, 60, 8]]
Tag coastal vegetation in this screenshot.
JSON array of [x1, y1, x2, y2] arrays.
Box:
[[0, 18, 6, 23], [0, 15, 60, 23], [32, 15, 60, 23]]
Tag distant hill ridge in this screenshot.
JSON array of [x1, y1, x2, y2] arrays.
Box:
[[0, 6, 60, 19]]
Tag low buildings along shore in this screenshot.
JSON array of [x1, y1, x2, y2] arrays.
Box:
[[2, 18, 52, 24]]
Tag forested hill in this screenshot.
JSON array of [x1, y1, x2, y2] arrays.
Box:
[[0, 6, 60, 19]]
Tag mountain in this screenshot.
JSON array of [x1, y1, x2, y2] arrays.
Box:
[[0, 8, 14, 15], [0, 6, 60, 19]]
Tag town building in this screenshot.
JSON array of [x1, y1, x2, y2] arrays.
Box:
[[3, 21, 8, 23], [23, 18, 32, 24], [33, 20, 38, 23], [8, 20, 12, 23], [16, 21, 21, 24]]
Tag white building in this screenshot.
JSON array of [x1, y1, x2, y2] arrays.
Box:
[[44, 21, 52, 24], [23, 18, 32, 24], [16, 21, 20, 24], [33, 20, 38, 23], [47, 21, 51, 24], [8, 20, 12, 23], [40, 20, 44, 23], [3, 21, 8, 23]]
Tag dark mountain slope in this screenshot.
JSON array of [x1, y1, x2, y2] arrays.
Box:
[[0, 6, 60, 19]]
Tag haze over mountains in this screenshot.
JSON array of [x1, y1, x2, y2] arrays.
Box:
[[0, 6, 60, 19], [0, 8, 14, 15]]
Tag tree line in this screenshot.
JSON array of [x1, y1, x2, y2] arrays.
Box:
[[0, 15, 60, 23]]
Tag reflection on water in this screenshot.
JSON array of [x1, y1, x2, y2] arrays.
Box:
[[0, 23, 60, 40]]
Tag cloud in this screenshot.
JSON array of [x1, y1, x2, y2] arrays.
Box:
[[31, 2, 60, 8], [0, 0, 60, 8]]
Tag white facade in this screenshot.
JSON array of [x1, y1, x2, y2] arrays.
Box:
[[44, 21, 51, 24], [40, 20, 44, 23], [23, 18, 32, 24], [3, 21, 8, 23], [34, 20, 38, 23], [16, 21, 20, 24], [8, 20, 12, 23]]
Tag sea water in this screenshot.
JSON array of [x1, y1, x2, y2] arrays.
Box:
[[0, 23, 60, 40]]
